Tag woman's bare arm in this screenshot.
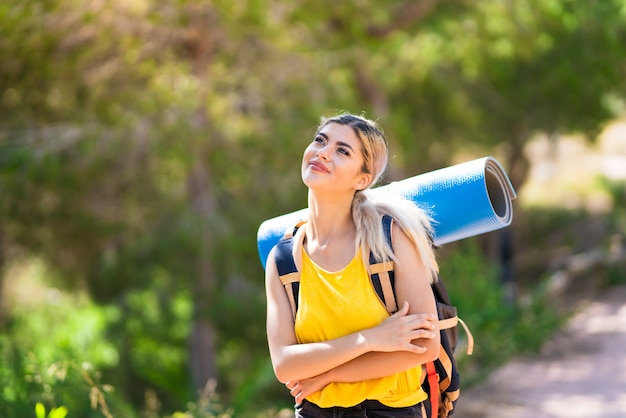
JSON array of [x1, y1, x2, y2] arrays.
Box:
[[285, 224, 440, 402], [265, 244, 436, 383]]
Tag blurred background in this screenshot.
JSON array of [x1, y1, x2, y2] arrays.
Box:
[[1, 0, 625, 417]]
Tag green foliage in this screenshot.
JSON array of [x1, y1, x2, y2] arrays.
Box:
[[605, 262, 626, 286], [439, 239, 564, 386], [165, 380, 234, 418], [522, 206, 590, 249], [0, 261, 126, 417], [115, 283, 194, 406], [597, 176, 626, 233], [1, 0, 625, 415], [35, 402, 68, 418], [592, 177, 626, 286]]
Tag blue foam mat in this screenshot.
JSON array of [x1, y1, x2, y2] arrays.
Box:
[[257, 156, 516, 269]]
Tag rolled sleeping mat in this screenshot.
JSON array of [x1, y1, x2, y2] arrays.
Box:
[[257, 156, 517, 269]]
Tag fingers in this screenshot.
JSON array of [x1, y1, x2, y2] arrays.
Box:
[[373, 305, 438, 351], [403, 330, 436, 353], [402, 314, 438, 353], [396, 312, 436, 334], [286, 381, 305, 404], [407, 315, 437, 332], [408, 326, 437, 339], [286, 381, 297, 394], [392, 302, 438, 327], [286, 381, 299, 398], [391, 301, 410, 317], [405, 343, 428, 353]]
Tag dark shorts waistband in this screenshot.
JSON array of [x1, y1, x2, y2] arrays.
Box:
[[295, 399, 424, 418]]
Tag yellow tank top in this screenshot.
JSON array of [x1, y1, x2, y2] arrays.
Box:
[[294, 249, 428, 408]]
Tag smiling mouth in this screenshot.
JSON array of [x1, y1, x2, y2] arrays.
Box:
[[309, 161, 329, 172]]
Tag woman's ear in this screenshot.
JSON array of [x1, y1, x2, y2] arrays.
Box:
[[355, 173, 372, 191]]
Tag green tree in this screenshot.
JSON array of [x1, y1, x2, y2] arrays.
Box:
[[1, 0, 625, 415]]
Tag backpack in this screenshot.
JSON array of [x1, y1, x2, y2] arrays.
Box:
[[273, 215, 474, 418]]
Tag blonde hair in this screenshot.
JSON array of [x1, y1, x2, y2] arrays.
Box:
[[316, 113, 438, 283]]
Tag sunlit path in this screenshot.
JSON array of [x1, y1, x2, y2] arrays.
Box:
[[455, 285, 626, 418]]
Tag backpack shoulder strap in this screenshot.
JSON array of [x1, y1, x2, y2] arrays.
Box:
[[366, 214, 398, 314], [274, 221, 306, 320], [274, 215, 398, 318]]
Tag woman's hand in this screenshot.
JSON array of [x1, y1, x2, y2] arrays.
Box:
[[284, 302, 436, 403], [285, 373, 330, 405], [363, 301, 437, 353]]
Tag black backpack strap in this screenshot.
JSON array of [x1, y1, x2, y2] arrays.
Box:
[[367, 214, 398, 314], [433, 279, 474, 356], [275, 216, 398, 318], [274, 216, 473, 418], [274, 221, 306, 320], [423, 274, 474, 418]]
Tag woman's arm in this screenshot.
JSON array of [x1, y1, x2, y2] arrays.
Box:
[[285, 224, 441, 402], [265, 246, 436, 384], [286, 313, 437, 403]]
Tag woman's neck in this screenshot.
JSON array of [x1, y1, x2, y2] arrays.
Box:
[[306, 190, 355, 249]]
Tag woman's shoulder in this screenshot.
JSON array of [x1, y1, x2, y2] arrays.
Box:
[[265, 246, 279, 279], [390, 219, 411, 248]]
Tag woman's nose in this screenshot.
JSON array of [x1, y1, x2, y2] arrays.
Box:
[[317, 146, 329, 160]]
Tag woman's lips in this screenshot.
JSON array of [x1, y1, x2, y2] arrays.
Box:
[[309, 161, 329, 173]]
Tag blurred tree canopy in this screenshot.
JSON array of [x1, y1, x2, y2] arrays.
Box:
[[1, 0, 625, 415]]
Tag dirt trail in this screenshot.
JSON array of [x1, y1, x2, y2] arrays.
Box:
[[453, 284, 626, 418]]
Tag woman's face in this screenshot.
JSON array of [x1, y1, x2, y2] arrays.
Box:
[[301, 122, 372, 194]]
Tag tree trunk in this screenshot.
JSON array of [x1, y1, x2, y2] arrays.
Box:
[[180, 2, 223, 394], [187, 154, 218, 392], [189, 317, 217, 393], [353, 54, 389, 117]]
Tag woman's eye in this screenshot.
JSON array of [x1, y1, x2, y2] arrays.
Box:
[[338, 148, 350, 156], [314, 136, 324, 143]]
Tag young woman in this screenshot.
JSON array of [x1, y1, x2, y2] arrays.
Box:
[[265, 113, 440, 417]]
